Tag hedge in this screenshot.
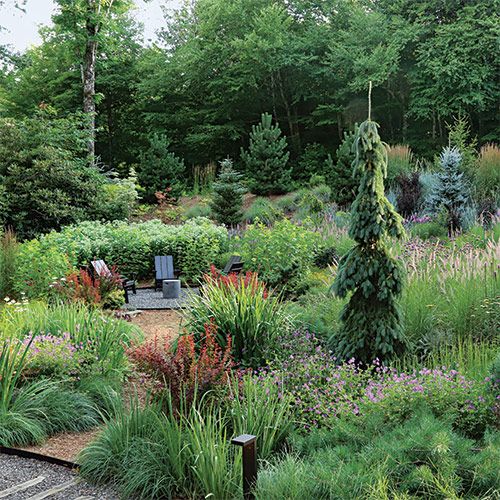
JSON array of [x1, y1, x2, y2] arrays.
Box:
[[15, 219, 227, 298]]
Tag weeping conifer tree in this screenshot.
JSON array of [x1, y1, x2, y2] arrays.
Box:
[[332, 83, 406, 363]]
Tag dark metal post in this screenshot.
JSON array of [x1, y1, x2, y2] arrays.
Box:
[[231, 434, 257, 500]]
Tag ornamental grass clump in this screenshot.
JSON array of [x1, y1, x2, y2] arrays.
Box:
[[185, 266, 288, 368], [0, 335, 99, 446], [332, 115, 406, 363]]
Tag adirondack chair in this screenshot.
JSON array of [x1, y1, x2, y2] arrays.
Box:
[[222, 255, 244, 275], [154, 255, 176, 290], [90, 259, 136, 303]]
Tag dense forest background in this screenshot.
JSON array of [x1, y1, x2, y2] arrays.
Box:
[[1, 0, 498, 182]]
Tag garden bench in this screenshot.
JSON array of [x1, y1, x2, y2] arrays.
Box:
[[154, 255, 178, 290], [89, 259, 136, 303], [223, 255, 244, 275]]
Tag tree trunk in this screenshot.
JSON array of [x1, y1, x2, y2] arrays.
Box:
[[106, 96, 113, 168], [83, 0, 98, 161], [276, 69, 298, 154]]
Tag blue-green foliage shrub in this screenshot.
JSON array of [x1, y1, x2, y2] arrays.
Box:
[[233, 219, 321, 296], [33, 218, 227, 283]]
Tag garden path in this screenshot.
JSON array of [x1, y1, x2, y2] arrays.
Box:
[[20, 311, 182, 463]]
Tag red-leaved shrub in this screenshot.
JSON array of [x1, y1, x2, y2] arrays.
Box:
[[127, 321, 233, 409]]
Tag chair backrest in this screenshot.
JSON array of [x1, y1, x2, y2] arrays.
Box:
[[91, 259, 112, 278], [155, 255, 174, 280], [223, 255, 243, 275]]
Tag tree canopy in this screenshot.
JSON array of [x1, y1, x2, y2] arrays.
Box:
[[0, 0, 498, 178]]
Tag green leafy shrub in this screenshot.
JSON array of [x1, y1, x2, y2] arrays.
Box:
[[292, 185, 332, 221], [0, 114, 105, 239], [13, 239, 72, 300], [241, 112, 291, 195], [38, 218, 227, 282], [184, 267, 288, 367], [97, 170, 139, 221], [234, 218, 321, 296], [138, 133, 185, 203], [210, 158, 246, 226]]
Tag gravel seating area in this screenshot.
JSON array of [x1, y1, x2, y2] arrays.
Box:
[[124, 286, 199, 310], [0, 454, 120, 499]]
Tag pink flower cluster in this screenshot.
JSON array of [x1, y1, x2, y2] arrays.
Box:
[[261, 331, 498, 430], [21, 332, 84, 377]]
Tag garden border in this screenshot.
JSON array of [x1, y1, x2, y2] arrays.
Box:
[[0, 446, 79, 470]]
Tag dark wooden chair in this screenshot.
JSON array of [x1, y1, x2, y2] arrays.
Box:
[[90, 259, 136, 303], [154, 255, 176, 290], [223, 255, 244, 275]]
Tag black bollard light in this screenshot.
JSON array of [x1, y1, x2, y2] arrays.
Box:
[[231, 434, 257, 500]]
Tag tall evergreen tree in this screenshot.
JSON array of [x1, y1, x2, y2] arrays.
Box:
[[332, 109, 406, 363], [241, 112, 291, 195], [210, 158, 247, 226], [428, 147, 468, 233]]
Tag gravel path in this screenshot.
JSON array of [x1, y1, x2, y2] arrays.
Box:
[[124, 287, 199, 310], [0, 455, 120, 499]]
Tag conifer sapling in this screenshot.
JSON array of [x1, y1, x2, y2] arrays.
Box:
[[241, 112, 291, 195], [210, 158, 247, 226], [428, 147, 468, 234], [332, 87, 406, 363], [327, 124, 360, 207]]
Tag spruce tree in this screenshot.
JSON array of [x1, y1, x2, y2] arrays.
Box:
[[327, 124, 360, 207], [210, 158, 247, 226], [428, 147, 468, 234], [332, 104, 406, 363], [241, 113, 291, 195]]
